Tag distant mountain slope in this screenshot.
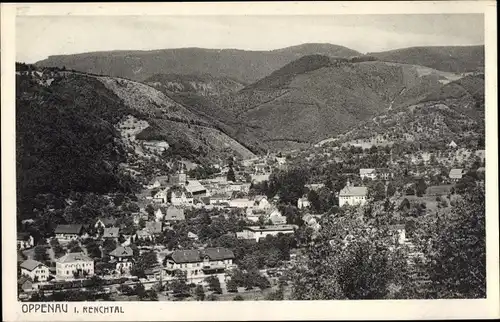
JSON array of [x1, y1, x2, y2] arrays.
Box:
[[144, 73, 244, 96], [335, 74, 485, 148], [369, 45, 484, 73], [213, 55, 468, 150], [34, 43, 361, 83]]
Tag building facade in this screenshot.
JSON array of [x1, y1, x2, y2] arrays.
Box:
[[338, 181, 368, 207], [164, 248, 235, 279], [55, 253, 94, 280], [20, 259, 49, 282]]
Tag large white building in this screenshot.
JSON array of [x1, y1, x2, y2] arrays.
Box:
[[338, 181, 368, 207], [20, 259, 49, 282], [164, 248, 235, 280], [55, 253, 94, 280]]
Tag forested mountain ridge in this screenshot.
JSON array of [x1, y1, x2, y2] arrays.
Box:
[[35, 43, 362, 83]]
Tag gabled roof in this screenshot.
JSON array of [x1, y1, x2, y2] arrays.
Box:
[[185, 180, 207, 194], [54, 224, 83, 235], [20, 259, 46, 271], [164, 206, 185, 221], [169, 247, 234, 263], [145, 221, 162, 234], [109, 246, 133, 258], [103, 227, 120, 238], [449, 168, 465, 176], [339, 186, 368, 197], [97, 217, 117, 226], [426, 184, 454, 195], [254, 195, 268, 203], [17, 232, 32, 241], [56, 252, 92, 263]]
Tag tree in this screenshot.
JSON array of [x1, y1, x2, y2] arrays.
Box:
[[102, 239, 117, 255], [169, 270, 190, 297], [289, 212, 409, 300], [86, 241, 102, 259], [67, 240, 82, 253], [386, 183, 396, 197], [135, 282, 147, 300], [415, 178, 427, 197], [307, 190, 321, 213], [195, 285, 205, 301], [369, 181, 386, 201], [226, 279, 238, 293], [233, 295, 244, 301], [265, 289, 284, 300], [417, 187, 485, 298], [205, 275, 222, 294], [227, 166, 236, 182], [50, 238, 65, 258], [34, 245, 48, 261]]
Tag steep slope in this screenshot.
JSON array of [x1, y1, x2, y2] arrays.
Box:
[[35, 43, 361, 83], [92, 75, 256, 160], [335, 74, 485, 148], [369, 45, 484, 73], [144, 73, 245, 96], [16, 70, 137, 216], [215, 55, 465, 150]]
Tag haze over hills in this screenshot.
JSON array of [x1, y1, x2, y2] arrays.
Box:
[[35, 43, 362, 83]]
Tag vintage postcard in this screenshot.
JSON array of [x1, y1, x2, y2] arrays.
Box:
[[2, 1, 499, 321]]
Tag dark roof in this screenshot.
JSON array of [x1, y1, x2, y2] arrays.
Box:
[[103, 227, 120, 238], [97, 217, 117, 226], [426, 185, 454, 196], [17, 232, 32, 241], [54, 224, 83, 235], [109, 246, 133, 258], [169, 247, 234, 264], [20, 259, 46, 271]]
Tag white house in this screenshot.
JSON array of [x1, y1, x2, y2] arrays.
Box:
[[449, 168, 465, 181], [359, 168, 377, 180], [297, 197, 310, 209], [171, 190, 194, 206], [254, 195, 271, 210], [153, 189, 169, 204], [448, 141, 458, 149], [20, 259, 49, 282], [238, 225, 298, 242], [56, 253, 94, 280], [338, 181, 368, 207], [17, 233, 35, 250], [109, 246, 134, 275], [267, 208, 287, 225]]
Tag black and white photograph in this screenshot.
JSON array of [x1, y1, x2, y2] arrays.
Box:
[[2, 1, 499, 321]]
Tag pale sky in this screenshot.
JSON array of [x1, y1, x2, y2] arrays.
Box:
[[16, 14, 484, 63]]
